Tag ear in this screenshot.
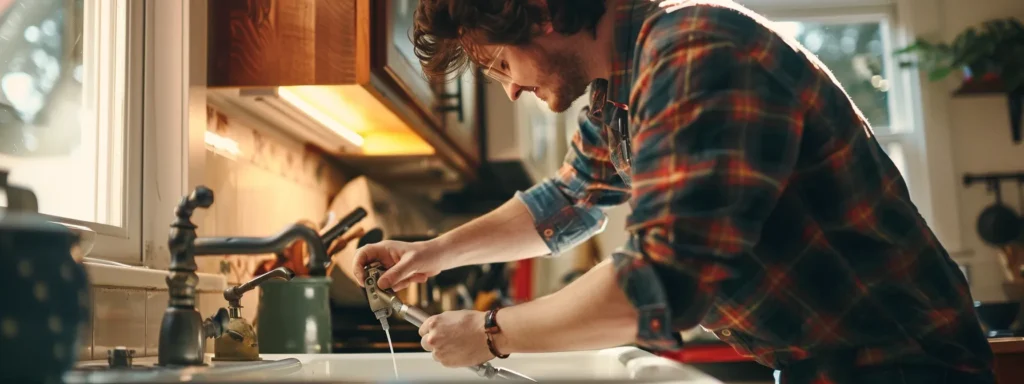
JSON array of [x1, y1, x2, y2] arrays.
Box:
[[529, 0, 554, 34], [538, 21, 555, 35]]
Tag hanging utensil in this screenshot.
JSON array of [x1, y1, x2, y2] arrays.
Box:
[[977, 179, 1021, 246]]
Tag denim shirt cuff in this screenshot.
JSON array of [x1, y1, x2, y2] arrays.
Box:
[[612, 250, 684, 351], [515, 180, 608, 256]]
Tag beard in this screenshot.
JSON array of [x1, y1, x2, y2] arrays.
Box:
[[534, 49, 590, 113]]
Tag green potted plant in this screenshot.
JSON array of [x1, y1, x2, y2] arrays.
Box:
[[895, 17, 1024, 90], [894, 17, 1024, 143]]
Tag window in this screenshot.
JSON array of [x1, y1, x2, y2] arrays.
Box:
[[774, 15, 920, 190], [771, 11, 935, 225], [0, 0, 143, 263], [758, 2, 965, 252]]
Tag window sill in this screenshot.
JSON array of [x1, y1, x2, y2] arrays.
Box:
[[84, 261, 225, 292]]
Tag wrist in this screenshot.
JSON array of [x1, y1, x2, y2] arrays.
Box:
[[484, 307, 516, 356], [425, 232, 465, 269], [492, 328, 514, 355]]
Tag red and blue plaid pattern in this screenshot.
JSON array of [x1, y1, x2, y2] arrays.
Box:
[[516, 1, 994, 382]]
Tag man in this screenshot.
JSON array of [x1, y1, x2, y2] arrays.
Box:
[[352, 0, 995, 382]]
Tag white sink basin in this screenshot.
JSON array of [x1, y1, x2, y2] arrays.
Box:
[[266, 347, 723, 383], [67, 358, 303, 383], [67, 347, 723, 383]]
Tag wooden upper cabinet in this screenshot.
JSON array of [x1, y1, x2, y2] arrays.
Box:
[[207, 0, 481, 176], [207, 0, 358, 86]]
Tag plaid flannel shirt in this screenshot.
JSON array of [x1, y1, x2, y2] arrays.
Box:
[[515, 0, 994, 382]]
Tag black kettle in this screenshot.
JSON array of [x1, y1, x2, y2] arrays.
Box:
[[0, 170, 91, 383]]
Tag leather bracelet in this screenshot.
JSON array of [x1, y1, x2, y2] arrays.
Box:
[[484, 308, 509, 359]]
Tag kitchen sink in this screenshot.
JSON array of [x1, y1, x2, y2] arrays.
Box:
[[66, 347, 723, 383], [66, 357, 303, 383], [268, 347, 723, 383]]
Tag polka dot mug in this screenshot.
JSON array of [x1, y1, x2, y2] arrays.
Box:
[[1, 170, 91, 383]]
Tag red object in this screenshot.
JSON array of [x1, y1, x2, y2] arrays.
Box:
[[511, 259, 533, 302], [657, 343, 753, 364]]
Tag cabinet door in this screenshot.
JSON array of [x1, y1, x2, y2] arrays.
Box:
[[381, 0, 443, 129], [441, 69, 481, 163]]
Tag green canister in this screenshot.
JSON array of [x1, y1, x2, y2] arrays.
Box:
[[256, 277, 332, 354]]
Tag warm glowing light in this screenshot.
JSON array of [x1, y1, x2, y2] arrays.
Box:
[[276, 85, 435, 156], [204, 130, 241, 157], [278, 87, 366, 147]]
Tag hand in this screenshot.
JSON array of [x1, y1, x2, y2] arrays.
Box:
[[419, 310, 494, 368], [351, 239, 444, 290]]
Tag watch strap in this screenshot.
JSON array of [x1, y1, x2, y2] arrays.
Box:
[[483, 308, 509, 359], [484, 308, 502, 334]]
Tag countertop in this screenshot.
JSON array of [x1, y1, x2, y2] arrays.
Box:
[[989, 337, 1024, 384], [70, 347, 726, 383], [989, 337, 1024, 354]]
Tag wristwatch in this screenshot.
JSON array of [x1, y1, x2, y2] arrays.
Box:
[[484, 308, 509, 359]]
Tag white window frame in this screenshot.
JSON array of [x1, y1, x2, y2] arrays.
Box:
[[44, 0, 207, 268], [91, 0, 144, 263], [753, 1, 966, 253], [141, 0, 207, 270]]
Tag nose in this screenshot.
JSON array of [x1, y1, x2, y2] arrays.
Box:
[[502, 83, 523, 101]]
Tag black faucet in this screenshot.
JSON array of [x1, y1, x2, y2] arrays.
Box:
[[158, 186, 367, 366]]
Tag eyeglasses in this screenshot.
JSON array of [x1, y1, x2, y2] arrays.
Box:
[[482, 46, 513, 85]]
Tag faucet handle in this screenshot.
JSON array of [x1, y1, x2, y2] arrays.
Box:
[[202, 308, 230, 339], [189, 186, 215, 208], [174, 186, 214, 221], [320, 207, 368, 246], [223, 266, 295, 309]]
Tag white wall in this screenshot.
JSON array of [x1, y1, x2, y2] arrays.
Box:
[[935, 0, 1024, 301], [195, 106, 349, 321]]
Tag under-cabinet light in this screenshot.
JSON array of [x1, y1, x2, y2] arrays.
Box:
[[277, 87, 365, 147], [204, 130, 241, 158]]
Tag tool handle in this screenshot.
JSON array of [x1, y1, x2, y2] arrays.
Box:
[[397, 304, 430, 327], [320, 207, 367, 245]]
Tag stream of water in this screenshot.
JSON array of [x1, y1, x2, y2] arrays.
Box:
[[385, 329, 399, 380]]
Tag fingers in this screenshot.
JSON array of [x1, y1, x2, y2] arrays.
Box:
[[411, 274, 429, 284], [351, 243, 396, 286], [377, 257, 416, 290], [420, 316, 436, 351], [418, 315, 476, 368], [392, 280, 411, 292], [392, 273, 427, 291], [421, 335, 433, 352], [418, 315, 435, 337]]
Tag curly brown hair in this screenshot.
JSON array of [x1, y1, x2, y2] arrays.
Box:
[[413, 0, 606, 83]]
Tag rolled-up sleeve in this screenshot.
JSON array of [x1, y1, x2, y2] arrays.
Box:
[[613, 29, 803, 350], [516, 109, 632, 255]]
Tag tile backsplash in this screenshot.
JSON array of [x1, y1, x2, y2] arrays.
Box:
[[78, 263, 226, 361], [195, 106, 349, 321]]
